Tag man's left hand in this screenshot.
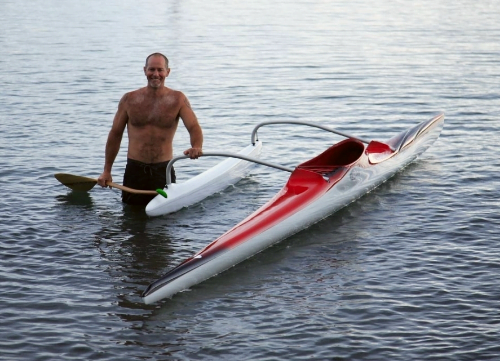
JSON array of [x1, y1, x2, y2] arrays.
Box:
[[184, 147, 203, 159]]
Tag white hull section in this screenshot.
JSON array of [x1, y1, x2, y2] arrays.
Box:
[[146, 141, 263, 217]]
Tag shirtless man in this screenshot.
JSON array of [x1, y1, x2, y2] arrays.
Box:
[[97, 53, 203, 205]]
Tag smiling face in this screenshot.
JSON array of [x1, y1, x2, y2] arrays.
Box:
[[144, 55, 170, 89]]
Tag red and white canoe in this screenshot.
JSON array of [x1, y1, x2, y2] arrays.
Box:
[[142, 114, 444, 304]]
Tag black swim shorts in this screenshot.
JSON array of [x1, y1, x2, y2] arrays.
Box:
[[122, 158, 176, 205]]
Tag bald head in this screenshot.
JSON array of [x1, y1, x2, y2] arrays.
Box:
[[145, 53, 169, 68]]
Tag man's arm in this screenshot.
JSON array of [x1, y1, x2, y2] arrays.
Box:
[[97, 95, 129, 187], [179, 93, 203, 159]]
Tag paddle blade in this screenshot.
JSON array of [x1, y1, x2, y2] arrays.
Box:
[[54, 173, 98, 192]]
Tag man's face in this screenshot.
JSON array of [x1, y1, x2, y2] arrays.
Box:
[[144, 56, 170, 88]]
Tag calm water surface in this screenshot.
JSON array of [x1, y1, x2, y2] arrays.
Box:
[[1, 0, 499, 360]]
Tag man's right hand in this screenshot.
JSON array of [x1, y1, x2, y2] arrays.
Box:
[[97, 171, 113, 188]]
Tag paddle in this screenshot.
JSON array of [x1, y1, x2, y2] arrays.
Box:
[[54, 173, 167, 197]]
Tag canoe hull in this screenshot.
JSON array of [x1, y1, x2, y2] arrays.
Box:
[[143, 114, 444, 304]]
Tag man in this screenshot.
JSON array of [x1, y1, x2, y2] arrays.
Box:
[[97, 52, 203, 205]]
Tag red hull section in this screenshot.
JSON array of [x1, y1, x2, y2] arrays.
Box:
[[144, 140, 366, 293]]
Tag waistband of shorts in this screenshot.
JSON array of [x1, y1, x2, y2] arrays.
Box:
[[127, 158, 171, 168]]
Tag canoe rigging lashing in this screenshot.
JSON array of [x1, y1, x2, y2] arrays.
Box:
[[146, 121, 378, 215], [163, 151, 294, 186]]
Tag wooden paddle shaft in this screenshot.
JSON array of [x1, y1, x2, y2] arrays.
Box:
[[105, 181, 158, 195]]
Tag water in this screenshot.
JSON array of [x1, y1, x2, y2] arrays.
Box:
[[1, 0, 499, 360]]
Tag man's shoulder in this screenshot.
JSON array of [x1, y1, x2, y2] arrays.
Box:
[[164, 87, 184, 96], [163, 88, 187, 104], [120, 87, 148, 103], [120, 87, 142, 98], [128, 87, 148, 96]]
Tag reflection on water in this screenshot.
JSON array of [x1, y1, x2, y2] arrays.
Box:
[[93, 206, 177, 309], [56, 191, 95, 208]]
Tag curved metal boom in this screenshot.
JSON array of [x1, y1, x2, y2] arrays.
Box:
[[166, 152, 294, 185], [251, 120, 370, 145]]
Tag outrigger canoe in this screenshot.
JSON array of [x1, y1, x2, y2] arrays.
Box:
[[142, 114, 444, 304]]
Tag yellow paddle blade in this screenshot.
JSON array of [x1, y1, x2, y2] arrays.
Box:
[[54, 173, 98, 192]]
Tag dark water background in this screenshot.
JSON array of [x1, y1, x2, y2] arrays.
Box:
[[1, 0, 499, 360]]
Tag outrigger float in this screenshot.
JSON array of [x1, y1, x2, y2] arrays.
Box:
[[146, 140, 264, 216], [142, 114, 444, 304]]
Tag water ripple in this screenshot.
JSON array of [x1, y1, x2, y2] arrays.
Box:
[[2, 0, 500, 359]]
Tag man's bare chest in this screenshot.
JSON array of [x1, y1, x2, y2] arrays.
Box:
[[128, 97, 180, 129]]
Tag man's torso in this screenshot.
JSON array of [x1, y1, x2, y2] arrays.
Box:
[[124, 87, 182, 163]]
